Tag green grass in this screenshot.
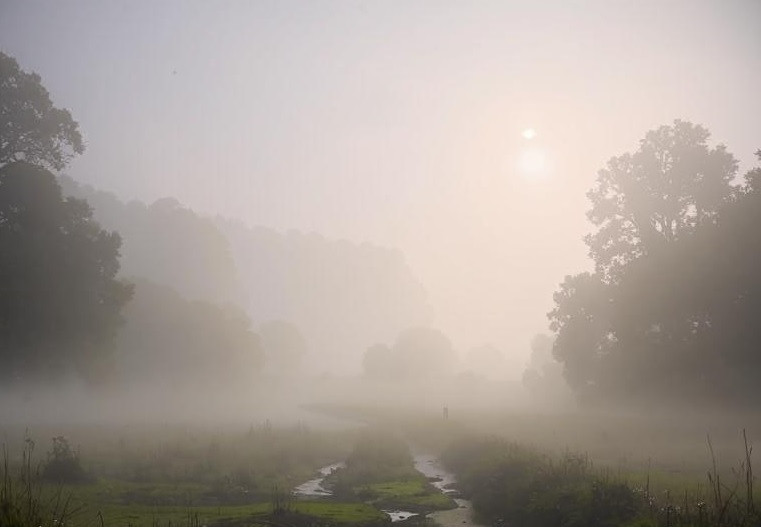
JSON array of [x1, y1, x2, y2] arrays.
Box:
[[290, 501, 388, 523], [358, 478, 455, 510], [43, 499, 388, 527], [94, 502, 270, 527]]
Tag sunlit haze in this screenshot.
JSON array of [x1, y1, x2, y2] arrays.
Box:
[[1, 0, 759, 377], [1, 3, 760, 526]]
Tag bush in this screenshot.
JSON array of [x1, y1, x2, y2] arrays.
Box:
[[442, 437, 640, 527], [41, 436, 89, 484]]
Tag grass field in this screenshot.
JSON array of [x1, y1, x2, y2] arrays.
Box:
[[3, 406, 760, 527]]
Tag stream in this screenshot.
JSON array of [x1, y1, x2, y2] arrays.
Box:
[[293, 461, 346, 497], [412, 453, 487, 527], [293, 454, 486, 526]]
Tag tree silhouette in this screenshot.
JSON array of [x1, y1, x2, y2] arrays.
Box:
[[0, 162, 133, 381], [550, 122, 760, 406], [0, 52, 84, 171], [585, 120, 737, 281]]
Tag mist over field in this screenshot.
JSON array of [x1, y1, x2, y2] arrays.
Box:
[[1, 2, 760, 526]]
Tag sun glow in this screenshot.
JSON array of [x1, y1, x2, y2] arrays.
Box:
[[518, 147, 549, 178]]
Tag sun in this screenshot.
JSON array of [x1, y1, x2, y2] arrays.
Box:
[[522, 128, 537, 140]]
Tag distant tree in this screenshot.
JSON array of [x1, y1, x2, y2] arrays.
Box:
[[0, 162, 133, 381], [58, 178, 243, 305], [259, 320, 307, 375], [585, 120, 737, 281], [115, 279, 263, 385], [361, 327, 456, 381], [0, 52, 84, 171], [393, 326, 457, 378]]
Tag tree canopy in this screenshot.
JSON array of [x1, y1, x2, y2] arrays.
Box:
[[0, 51, 84, 171], [0, 161, 132, 381], [114, 279, 262, 387], [550, 122, 759, 407], [585, 120, 737, 281], [362, 326, 456, 381]]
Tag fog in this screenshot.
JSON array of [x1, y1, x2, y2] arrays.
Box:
[[1, 0, 757, 381], [2, 1, 761, 496]]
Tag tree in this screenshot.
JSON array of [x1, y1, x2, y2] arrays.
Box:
[[585, 120, 737, 281], [0, 52, 84, 171], [550, 122, 761, 406], [0, 161, 133, 381], [115, 279, 262, 386], [548, 273, 613, 399]]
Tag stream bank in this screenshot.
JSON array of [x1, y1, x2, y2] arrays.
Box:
[[412, 453, 487, 527]]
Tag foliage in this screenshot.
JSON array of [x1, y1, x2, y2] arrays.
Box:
[[550, 123, 761, 406], [0, 51, 84, 171], [1, 425, 360, 526], [218, 219, 433, 372], [585, 119, 737, 282], [58, 178, 243, 305], [0, 162, 133, 382], [114, 278, 262, 386], [441, 428, 761, 527], [329, 430, 453, 513], [41, 436, 89, 484], [1, 439, 77, 527], [443, 437, 636, 527]]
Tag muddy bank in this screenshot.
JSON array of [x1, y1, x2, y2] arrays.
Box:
[[412, 452, 487, 527]]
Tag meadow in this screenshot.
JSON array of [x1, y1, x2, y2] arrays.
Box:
[[2, 406, 759, 527]]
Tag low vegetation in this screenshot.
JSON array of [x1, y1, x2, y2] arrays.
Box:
[[442, 433, 760, 527], [329, 429, 456, 514]]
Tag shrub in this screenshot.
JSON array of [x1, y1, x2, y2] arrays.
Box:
[[41, 436, 89, 484]]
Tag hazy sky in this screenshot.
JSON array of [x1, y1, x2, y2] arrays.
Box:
[[2, 0, 759, 375]]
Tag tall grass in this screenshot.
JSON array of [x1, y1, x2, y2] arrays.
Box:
[[442, 430, 760, 527], [1, 438, 78, 527]]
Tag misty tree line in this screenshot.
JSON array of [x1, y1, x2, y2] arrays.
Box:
[[549, 121, 761, 406], [0, 52, 309, 384], [3, 49, 760, 405], [0, 51, 433, 385]]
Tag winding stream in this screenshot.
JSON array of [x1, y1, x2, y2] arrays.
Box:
[[293, 461, 345, 497], [412, 452, 487, 527], [293, 454, 486, 526]]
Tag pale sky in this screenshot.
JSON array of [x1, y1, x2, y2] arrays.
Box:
[[2, 0, 759, 375]]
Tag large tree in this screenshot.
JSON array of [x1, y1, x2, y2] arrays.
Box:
[[585, 120, 737, 281], [0, 51, 84, 171], [0, 161, 133, 381], [549, 122, 760, 406]]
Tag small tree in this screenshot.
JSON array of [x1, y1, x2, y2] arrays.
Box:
[[42, 436, 88, 483]]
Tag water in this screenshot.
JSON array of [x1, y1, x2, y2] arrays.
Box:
[[292, 451, 487, 525], [382, 509, 419, 522], [412, 453, 488, 527], [293, 461, 345, 497]]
